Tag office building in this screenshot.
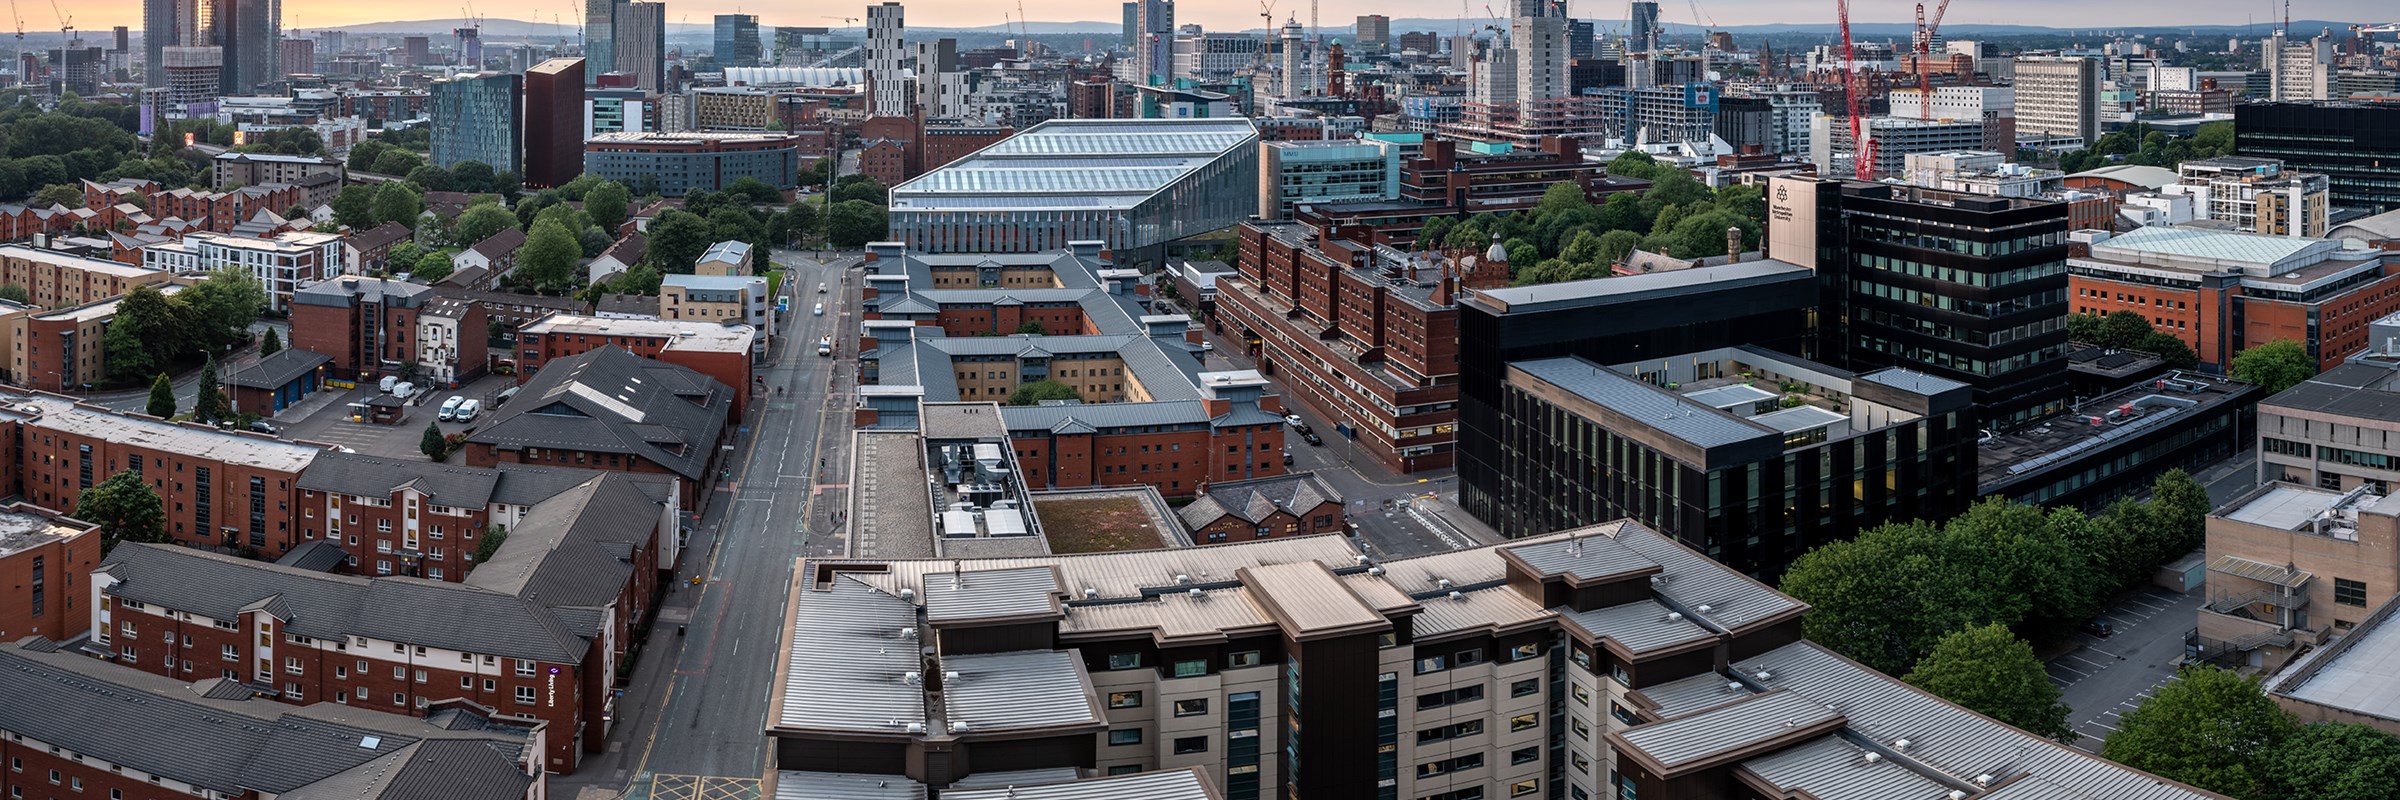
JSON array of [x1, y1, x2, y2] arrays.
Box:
[[1887, 85, 2017, 151], [1172, 31, 1262, 82], [1355, 14, 1390, 49], [2237, 102, 2400, 215], [2173, 156, 2331, 237], [888, 118, 1259, 260], [429, 71, 523, 175], [1976, 369, 2256, 509], [612, 2, 666, 91], [0, 639, 545, 799], [2013, 56, 2100, 146], [583, 132, 803, 196], [1629, 0, 1661, 52], [1121, 2, 1138, 47], [2069, 227, 2399, 371], [2202, 480, 2397, 671], [2268, 30, 2334, 101], [714, 14, 762, 68], [866, 2, 910, 115], [1812, 115, 1987, 179], [160, 46, 224, 111], [768, 516, 2221, 800], [214, 0, 280, 93], [1769, 177, 2074, 428], [523, 58, 588, 189], [277, 36, 314, 77], [1131, 0, 1174, 87], [584, 0, 620, 78], [1256, 140, 1401, 219]]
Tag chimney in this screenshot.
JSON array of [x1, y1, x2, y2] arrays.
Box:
[[1726, 227, 1743, 261], [1432, 262, 1456, 305]]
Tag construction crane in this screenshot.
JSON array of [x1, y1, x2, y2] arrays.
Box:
[[1912, 0, 1951, 116], [1016, 0, 1029, 40], [1838, 0, 1872, 180], [44, 0, 66, 43]]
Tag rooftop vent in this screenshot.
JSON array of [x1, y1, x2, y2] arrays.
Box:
[[1448, 590, 1465, 601], [1695, 604, 1713, 613], [1083, 588, 1099, 599], [1189, 588, 1205, 599], [1436, 578, 1452, 589], [905, 722, 926, 734], [1755, 669, 1773, 681], [904, 671, 922, 686], [1367, 566, 1385, 576], [1175, 574, 1192, 584], [1862, 752, 1881, 764], [1975, 775, 1994, 787], [1893, 738, 1910, 751], [1665, 612, 1684, 622], [949, 721, 970, 733], [942, 671, 960, 682], [1725, 681, 1744, 692], [899, 588, 916, 602], [899, 627, 918, 639]]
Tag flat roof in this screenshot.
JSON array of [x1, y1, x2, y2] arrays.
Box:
[[0, 244, 167, 278], [891, 119, 1258, 213], [2271, 598, 2400, 726], [1464, 259, 1814, 315], [2221, 485, 2360, 530], [1511, 357, 1776, 450], [1978, 371, 2257, 490], [2091, 226, 2336, 268], [10, 394, 323, 472], [519, 313, 756, 353], [0, 507, 90, 559]]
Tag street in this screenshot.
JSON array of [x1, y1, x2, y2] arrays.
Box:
[[553, 250, 857, 799]]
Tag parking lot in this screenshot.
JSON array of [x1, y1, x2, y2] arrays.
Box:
[[2046, 584, 2202, 750], [276, 373, 522, 460]]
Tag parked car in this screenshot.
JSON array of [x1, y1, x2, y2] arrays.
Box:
[[248, 420, 279, 435], [392, 382, 418, 399], [1284, 413, 1304, 427], [379, 375, 399, 393], [454, 398, 482, 422], [1301, 431, 1324, 446], [495, 386, 520, 407], [1282, 450, 1294, 466], [438, 395, 465, 421], [2081, 618, 2116, 638]]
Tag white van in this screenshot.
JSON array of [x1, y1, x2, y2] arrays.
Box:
[[455, 398, 482, 421], [379, 375, 399, 393], [438, 395, 465, 420], [392, 382, 418, 399]]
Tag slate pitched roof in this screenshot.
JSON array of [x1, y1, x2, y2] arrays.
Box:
[[1178, 472, 1342, 529], [467, 346, 732, 482], [463, 473, 660, 610]]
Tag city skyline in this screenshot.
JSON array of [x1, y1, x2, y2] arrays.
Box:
[[78, 0, 2400, 38]]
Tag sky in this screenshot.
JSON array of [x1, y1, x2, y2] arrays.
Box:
[[76, 0, 2400, 36]]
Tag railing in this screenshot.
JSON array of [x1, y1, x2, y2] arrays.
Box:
[[2205, 588, 2309, 615]]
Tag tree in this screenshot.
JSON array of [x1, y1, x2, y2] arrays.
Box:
[[446, 160, 496, 194], [2103, 666, 2295, 799], [0, 283, 27, 304], [2100, 310, 2154, 349], [372, 182, 425, 229], [610, 262, 664, 295], [414, 250, 455, 282], [191, 356, 224, 423], [516, 220, 583, 290], [723, 175, 785, 207], [2232, 339, 2317, 394], [2140, 332, 2200, 370], [177, 266, 267, 350], [1904, 624, 2077, 742], [74, 471, 165, 553], [707, 206, 767, 249], [259, 327, 281, 356], [2264, 723, 2400, 800], [772, 201, 820, 245], [579, 226, 614, 258], [2149, 469, 2211, 557], [453, 202, 519, 248], [1606, 150, 1661, 180], [1595, 230, 1643, 266], [645, 210, 714, 273], [584, 180, 631, 232], [1008, 380, 1082, 405], [421, 420, 449, 461], [32, 183, 82, 208], [371, 148, 422, 177], [1778, 520, 2010, 674], [347, 140, 392, 173], [146, 373, 177, 419], [103, 285, 184, 382], [333, 184, 376, 229], [833, 180, 886, 205], [472, 524, 509, 563], [558, 173, 607, 201], [1944, 499, 2099, 632], [1015, 321, 1048, 335]]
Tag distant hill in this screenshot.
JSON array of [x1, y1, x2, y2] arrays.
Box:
[[305, 15, 2377, 40]]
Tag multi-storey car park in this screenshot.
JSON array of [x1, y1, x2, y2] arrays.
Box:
[[765, 517, 2232, 800]]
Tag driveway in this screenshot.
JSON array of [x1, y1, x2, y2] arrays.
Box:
[[2048, 584, 2202, 751]]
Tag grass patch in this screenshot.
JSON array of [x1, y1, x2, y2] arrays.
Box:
[[1036, 496, 1170, 554]]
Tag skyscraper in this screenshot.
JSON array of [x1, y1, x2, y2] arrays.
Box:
[[430, 71, 524, 174], [218, 0, 281, 93], [1122, 3, 1138, 47], [1511, 0, 1568, 107], [1132, 0, 1174, 87], [1628, 0, 1660, 53], [279, 37, 313, 76], [142, 0, 204, 87], [1354, 15, 1390, 50], [524, 58, 588, 188], [2013, 55, 2099, 144], [714, 15, 763, 68], [612, 2, 666, 91], [585, 0, 623, 79], [865, 2, 910, 116]]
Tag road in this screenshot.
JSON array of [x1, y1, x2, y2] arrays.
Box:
[[2049, 586, 2202, 752], [554, 250, 858, 798]]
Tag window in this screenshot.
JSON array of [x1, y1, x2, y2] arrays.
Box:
[[1509, 746, 1538, 765], [1228, 650, 1261, 668], [1509, 780, 1537, 797], [1453, 648, 1483, 666], [1414, 655, 1447, 675], [1572, 752, 1592, 773], [1508, 642, 1538, 661], [1173, 736, 1209, 755], [515, 659, 537, 677], [1572, 682, 1592, 706], [1612, 701, 1640, 726], [1417, 685, 1484, 710], [1171, 659, 1209, 678], [1107, 653, 1142, 670], [1417, 720, 1484, 743], [1510, 678, 1539, 697], [515, 686, 536, 705], [1107, 691, 1143, 709], [1174, 698, 1209, 717], [2337, 578, 2369, 606], [1573, 718, 1591, 741], [1107, 729, 1142, 746], [1415, 753, 1484, 778], [1509, 712, 1538, 732], [220, 644, 237, 661]]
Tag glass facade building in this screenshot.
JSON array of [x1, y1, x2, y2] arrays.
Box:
[[429, 72, 523, 175], [888, 119, 1260, 260], [2237, 102, 2400, 214], [713, 14, 762, 68], [583, 133, 802, 196]]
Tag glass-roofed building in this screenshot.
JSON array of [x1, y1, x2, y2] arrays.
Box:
[[887, 118, 1260, 261]]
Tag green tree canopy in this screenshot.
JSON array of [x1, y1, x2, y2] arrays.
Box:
[[2264, 723, 2400, 800], [826, 200, 888, 248], [259, 327, 281, 356], [515, 219, 583, 290], [332, 184, 377, 229], [371, 182, 424, 229], [75, 471, 166, 553], [609, 262, 664, 295], [2231, 339, 2317, 394], [422, 420, 448, 461], [0, 283, 28, 304], [1779, 520, 2011, 674], [707, 206, 767, 249], [833, 179, 886, 205], [584, 180, 631, 233], [453, 202, 520, 248], [32, 183, 82, 208], [147, 372, 176, 419], [414, 250, 455, 282], [2103, 666, 2295, 799], [1015, 321, 1048, 335], [103, 285, 185, 382], [723, 175, 786, 207], [177, 266, 267, 351], [1008, 379, 1082, 406], [1903, 624, 2076, 742], [191, 355, 224, 423], [1606, 150, 1661, 180], [645, 210, 714, 273]]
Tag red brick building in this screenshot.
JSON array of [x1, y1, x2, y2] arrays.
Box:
[[0, 503, 101, 643], [1400, 137, 1630, 213], [91, 471, 667, 774], [290, 276, 436, 381], [1174, 472, 1345, 543], [465, 347, 733, 509], [523, 58, 587, 189], [514, 313, 757, 415], [9, 284, 189, 392], [857, 115, 917, 189], [148, 184, 306, 234], [11, 394, 325, 557], [294, 451, 682, 582], [0, 639, 546, 800], [920, 121, 1014, 173], [1215, 221, 1510, 473], [0, 245, 175, 309], [2069, 226, 2400, 371]]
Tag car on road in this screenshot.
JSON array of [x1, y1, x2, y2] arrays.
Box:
[[818, 282, 828, 294], [813, 302, 824, 316], [1301, 431, 1324, 446], [455, 399, 481, 422], [1284, 413, 1304, 427], [818, 335, 833, 357], [248, 420, 278, 435], [438, 395, 464, 421], [2081, 618, 2116, 637], [1282, 450, 1294, 465]]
